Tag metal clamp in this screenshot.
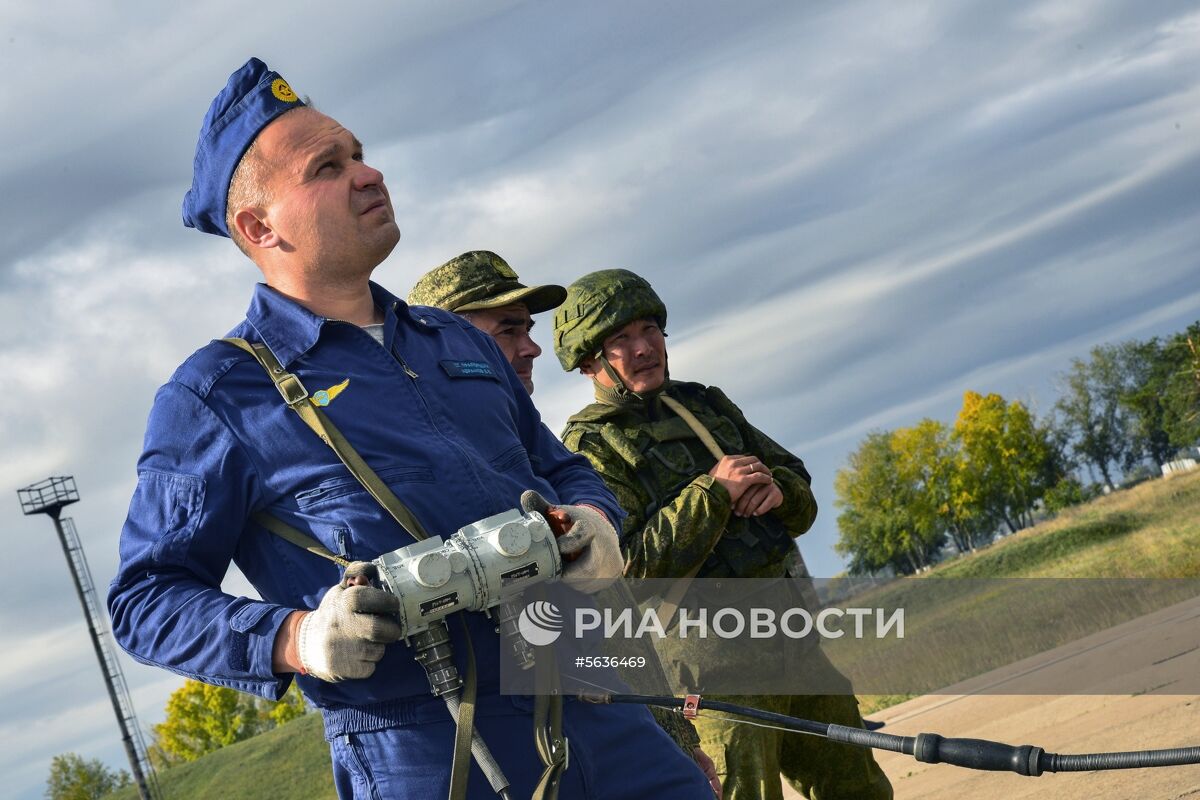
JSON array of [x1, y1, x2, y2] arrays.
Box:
[[682, 694, 702, 720]]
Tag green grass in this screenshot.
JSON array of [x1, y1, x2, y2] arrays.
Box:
[[106, 712, 334, 800], [935, 469, 1200, 579], [850, 470, 1200, 713], [859, 694, 918, 716], [933, 512, 1140, 578]]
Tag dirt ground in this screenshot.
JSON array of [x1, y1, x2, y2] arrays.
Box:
[[780, 595, 1200, 799]]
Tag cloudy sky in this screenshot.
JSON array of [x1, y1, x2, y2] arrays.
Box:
[[2, 1, 1198, 796]]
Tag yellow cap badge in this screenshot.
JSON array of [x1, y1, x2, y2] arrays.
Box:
[[310, 379, 349, 407], [271, 78, 299, 103]]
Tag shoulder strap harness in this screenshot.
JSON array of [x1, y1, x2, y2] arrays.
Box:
[[222, 338, 567, 800]]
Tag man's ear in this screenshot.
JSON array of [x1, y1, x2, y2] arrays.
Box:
[[233, 207, 280, 249], [578, 356, 598, 377]]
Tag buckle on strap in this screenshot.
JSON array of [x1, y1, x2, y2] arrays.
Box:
[[550, 737, 569, 772], [274, 372, 309, 405]]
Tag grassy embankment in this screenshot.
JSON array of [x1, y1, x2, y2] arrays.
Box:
[[106, 711, 334, 800], [855, 468, 1200, 714], [105, 470, 1200, 796]]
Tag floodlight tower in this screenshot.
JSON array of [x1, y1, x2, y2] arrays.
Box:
[[17, 476, 160, 800]]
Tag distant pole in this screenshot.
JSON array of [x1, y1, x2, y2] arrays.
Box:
[[17, 477, 160, 800]]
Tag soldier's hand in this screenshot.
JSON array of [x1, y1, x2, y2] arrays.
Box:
[[297, 562, 403, 682], [733, 479, 784, 518], [693, 746, 723, 798], [708, 455, 773, 504]]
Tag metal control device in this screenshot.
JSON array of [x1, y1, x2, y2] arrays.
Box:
[[372, 508, 563, 693]]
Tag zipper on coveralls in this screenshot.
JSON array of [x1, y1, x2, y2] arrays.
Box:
[[333, 317, 421, 379], [387, 302, 421, 378], [383, 303, 499, 505], [393, 349, 420, 379]]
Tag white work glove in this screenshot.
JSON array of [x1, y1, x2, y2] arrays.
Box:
[[298, 561, 402, 682], [520, 490, 624, 594]]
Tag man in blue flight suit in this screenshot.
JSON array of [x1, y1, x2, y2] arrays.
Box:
[[107, 58, 713, 799]]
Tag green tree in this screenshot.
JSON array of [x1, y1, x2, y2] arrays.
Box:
[[268, 682, 308, 727], [152, 680, 262, 764], [892, 419, 963, 550], [1040, 409, 1078, 489], [949, 393, 1005, 542], [1159, 324, 1200, 451], [1000, 399, 1061, 527], [150, 679, 307, 765], [1055, 346, 1134, 489], [954, 391, 1061, 535], [44, 753, 129, 800], [1056, 327, 1200, 479], [1117, 338, 1176, 468], [1042, 476, 1088, 513], [889, 416, 994, 554], [835, 430, 945, 575]]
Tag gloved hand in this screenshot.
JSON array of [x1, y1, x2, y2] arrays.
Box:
[[297, 561, 403, 682], [521, 490, 624, 594]]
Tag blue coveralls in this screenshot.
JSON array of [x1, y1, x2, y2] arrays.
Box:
[[108, 281, 711, 799]]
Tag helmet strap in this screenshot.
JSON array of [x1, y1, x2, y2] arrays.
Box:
[[597, 354, 628, 392], [592, 352, 671, 408]]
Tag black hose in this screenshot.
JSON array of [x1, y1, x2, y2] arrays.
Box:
[[1044, 747, 1200, 772], [601, 693, 1200, 776], [607, 694, 909, 749]]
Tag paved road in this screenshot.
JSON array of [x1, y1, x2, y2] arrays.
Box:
[[781, 595, 1200, 799]]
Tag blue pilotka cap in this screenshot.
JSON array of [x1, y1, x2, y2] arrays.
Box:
[[181, 58, 306, 237]]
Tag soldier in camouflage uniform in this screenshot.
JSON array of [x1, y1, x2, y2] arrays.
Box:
[[408, 250, 567, 394], [409, 253, 722, 795], [553, 269, 893, 800]]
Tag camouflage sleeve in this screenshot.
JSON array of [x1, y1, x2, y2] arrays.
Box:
[[770, 466, 818, 537], [565, 428, 733, 580], [651, 706, 701, 753], [706, 386, 818, 537]]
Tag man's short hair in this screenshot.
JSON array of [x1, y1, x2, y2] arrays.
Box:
[[225, 143, 269, 257], [223, 99, 315, 257]]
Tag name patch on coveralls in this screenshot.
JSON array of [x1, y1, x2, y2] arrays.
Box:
[[440, 360, 499, 379]]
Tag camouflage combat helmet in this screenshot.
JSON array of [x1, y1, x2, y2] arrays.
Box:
[[407, 251, 566, 314], [553, 269, 667, 371]]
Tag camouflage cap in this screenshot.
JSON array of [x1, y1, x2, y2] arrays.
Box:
[[407, 251, 567, 314], [553, 269, 667, 371]]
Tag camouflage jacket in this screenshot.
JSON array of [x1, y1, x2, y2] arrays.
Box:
[[562, 380, 817, 581]]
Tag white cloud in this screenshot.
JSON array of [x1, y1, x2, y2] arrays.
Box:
[[4, 2, 1200, 796]]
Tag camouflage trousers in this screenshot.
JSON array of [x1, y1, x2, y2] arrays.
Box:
[[695, 688, 892, 800]]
